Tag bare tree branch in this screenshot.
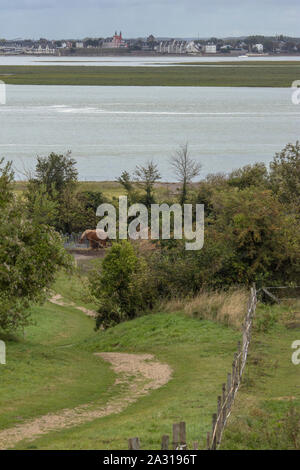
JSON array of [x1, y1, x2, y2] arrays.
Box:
[[170, 143, 202, 204]]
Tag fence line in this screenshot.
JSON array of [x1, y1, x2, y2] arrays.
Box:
[[207, 285, 257, 450], [128, 285, 258, 451], [258, 286, 300, 302]]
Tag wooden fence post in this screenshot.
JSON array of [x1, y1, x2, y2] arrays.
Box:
[[206, 431, 210, 450], [211, 413, 217, 450], [233, 354, 238, 388], [237, 341, 242, 380], [172, 422, 187, 449], [217, 395, 222, 444], [222, 383, 226, 424], [179, 421, 187, 449], [231, 360, 235, 388], [227, 372, 232, 408], [161, 435, 169, 450], [128, 437, 140, 450], [172, 423, 180, 450]]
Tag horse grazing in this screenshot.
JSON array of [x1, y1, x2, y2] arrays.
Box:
[[80, 229, 109, 249]]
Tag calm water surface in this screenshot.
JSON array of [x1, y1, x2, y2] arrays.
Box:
[[1, 85, 299, 180], [1, 55, 300, 67]]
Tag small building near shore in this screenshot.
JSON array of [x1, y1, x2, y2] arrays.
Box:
[[204, 44, 217, 54], [254, 43, 264, 53]]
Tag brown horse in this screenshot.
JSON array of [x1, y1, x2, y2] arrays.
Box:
[[80, 229, 109, 249]]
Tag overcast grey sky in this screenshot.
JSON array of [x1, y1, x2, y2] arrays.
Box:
[[0, 0, 299, 39]]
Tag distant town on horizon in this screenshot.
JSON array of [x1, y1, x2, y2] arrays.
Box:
[[1, 32, 300, 56]]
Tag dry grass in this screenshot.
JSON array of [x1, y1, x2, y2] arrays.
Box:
[[164, 289, 249, 329]]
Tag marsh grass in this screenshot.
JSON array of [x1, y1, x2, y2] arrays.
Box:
[[164, 289, 248, 329], [1, 63, 300, 87]]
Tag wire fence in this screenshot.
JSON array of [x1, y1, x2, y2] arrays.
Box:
[[258, 286, 300, 302], [61, 232, 89, 250]]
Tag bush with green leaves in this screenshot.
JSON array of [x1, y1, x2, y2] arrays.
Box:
[[148, 185, 300, 296], [90, 241, 155, 329]]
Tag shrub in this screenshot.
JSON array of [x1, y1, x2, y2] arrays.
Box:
[[90, 241, 155, 329], [255, 306, 279, 333]]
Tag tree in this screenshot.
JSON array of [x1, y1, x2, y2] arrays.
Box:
[[32, 151, 78, 197], [170, 144, 202, 205], [147, 35, 156, 50], [134, 160, 161, 207], [203, 187, 300, 286], [0, 160, 72, 331], [117, 171, 137, 204], [228, 163, 268, 190], [25, 183, 59, 226], [269, 142, 300, 211], [27, 152, 78, 232], [70, 191, 106, 232], [0, 158, 14, 209]]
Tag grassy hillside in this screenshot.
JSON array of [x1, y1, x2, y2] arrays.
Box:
[[12, 311, 240, 450], [1, 268, 299, 450], [0, 274, 116, 433], [0, 269, 241, 450], [1, 62, 300, 87]]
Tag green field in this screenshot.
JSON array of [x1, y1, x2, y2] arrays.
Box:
[[0, 265, 299, 450], [1, 62, 300, 87], [14, 180, 180, 202]]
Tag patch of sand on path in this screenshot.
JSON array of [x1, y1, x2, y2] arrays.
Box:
[[49, 294, 97, 318], [0, 353, 172, 450]]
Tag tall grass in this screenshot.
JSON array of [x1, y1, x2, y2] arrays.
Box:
[[164, 289, 249, 329]]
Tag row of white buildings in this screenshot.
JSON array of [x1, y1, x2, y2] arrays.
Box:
[[156, 40, 265, 55], [157, 40, 217, 54]]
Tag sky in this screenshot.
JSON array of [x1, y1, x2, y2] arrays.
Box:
[[0, 0, 299, 40]]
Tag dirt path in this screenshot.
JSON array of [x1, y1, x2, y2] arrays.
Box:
[[0, 353, 172, 450], [49, 294, 97, 318]]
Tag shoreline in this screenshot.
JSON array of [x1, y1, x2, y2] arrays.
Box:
[[2, 52, 300, 58]]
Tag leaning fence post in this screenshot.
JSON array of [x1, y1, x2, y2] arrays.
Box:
[[217, 395, 222, 444], [161, 435, 169, 450], [128, 437, 140, 450], [233, 353, 238, 388], [211, 413, 217, 450], [222, 383, 226, 424], [237, 341, 242, 380], [227, 372, 232, 409]]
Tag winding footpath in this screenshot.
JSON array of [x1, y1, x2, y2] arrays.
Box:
[[0, 295, 172, 450]]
